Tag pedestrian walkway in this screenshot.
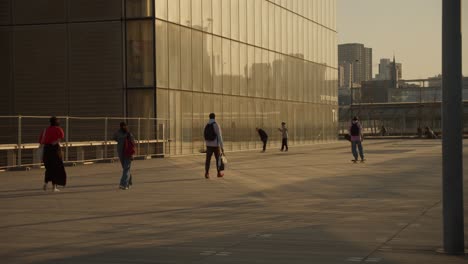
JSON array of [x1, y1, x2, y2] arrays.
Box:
[[1, 140, 467, 264]]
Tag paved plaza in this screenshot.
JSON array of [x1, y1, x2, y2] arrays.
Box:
[[1, 140, 467, 264]]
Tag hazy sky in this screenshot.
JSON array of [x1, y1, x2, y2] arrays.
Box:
[[337, 0, 468, 79]]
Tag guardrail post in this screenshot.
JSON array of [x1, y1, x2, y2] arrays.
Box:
[[146, 118, 150, 158], [104, 117, 108, 159], [17, 115, 22, 167], [65, 116, 69, 162], [137, 118, 141, 156]]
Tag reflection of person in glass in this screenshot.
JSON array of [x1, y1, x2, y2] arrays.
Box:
[[278, 122, 289, 152], [256, 128, 268, 152], [39, 117, 67, 192]]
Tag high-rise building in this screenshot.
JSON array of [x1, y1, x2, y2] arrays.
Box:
[[1, 0, 338, 154], [376, 57, 402, 80], [338, 43, 373, 85], [338, 62, 353, 88]]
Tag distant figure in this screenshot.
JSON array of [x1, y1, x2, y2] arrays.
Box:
[[256, 128, 269, 152], [278, 122, 289, 152], [39, 116, 67, 192], [380, 125, 387, 136], [349, 116, 365, 162], [113, 122, 135, 190], [204, 113, 224, 179], [417, 127, 423, 138], [424, 126, 437, 139]]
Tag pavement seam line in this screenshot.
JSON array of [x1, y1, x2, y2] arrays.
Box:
[[360, 199, 442, 263]]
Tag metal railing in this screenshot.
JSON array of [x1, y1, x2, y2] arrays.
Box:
[[0, 116, 169, 170]]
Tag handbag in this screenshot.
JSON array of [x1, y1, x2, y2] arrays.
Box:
[[218, 153, 227, 171]]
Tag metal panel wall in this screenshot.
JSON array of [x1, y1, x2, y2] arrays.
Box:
[[69, 0, 122, 21], [13, 0, 66, 24], [69, 21, 124, 116], [0, 0, 11, 25], [14, 25, 68, 115], [0, 27, 12, 115]]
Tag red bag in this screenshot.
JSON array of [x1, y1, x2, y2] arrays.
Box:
[[124, 134, 136, 158]]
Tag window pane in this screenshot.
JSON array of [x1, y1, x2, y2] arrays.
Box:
[[168, 0, 180, 23], [180, 27, 192, 90], [156, 20, 168, 88], [192, 31, 203, 91], [127, 20, 154, 87], [222, 39, 231, 94], [192, 0, 202, 30], [231, 41, 240, 95], [239, 0, 247, 42], [127, 89, 154, 118], [155, 0, 167, 19], [202, 0, 212, 33], [203, 33, 213, 92], [231, 0, 239, 41], [180, 0, 192, 27], [221, 0, 231, 38], [168, 23, 181, 89], [213, 36, 222, 93], [126, 0, 153, 18], [212, 0, 222, 35]]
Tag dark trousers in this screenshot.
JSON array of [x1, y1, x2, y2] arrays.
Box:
[[262, 138, 268, 151], [43, 144, 67, 186], [205, 146, 221, 173], [281, 138, 288, 151]]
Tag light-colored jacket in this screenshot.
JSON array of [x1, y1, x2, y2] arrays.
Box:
[[279, 127, 289, 139], [205, 119, 224, 148]]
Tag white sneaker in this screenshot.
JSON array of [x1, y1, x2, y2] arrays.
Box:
[[53, 187, 60, 192]]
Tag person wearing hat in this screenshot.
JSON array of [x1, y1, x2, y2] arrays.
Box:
[[278, 122, 289, 152], [349, 116, 365, 162], [113, 122, 135, 190]]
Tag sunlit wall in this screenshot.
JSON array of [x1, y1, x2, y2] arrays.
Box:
[[127, 0, 339, 154]]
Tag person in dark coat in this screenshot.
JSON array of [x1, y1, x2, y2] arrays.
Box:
[[113, 122, 136, 190], [256, 128, 268, 152]]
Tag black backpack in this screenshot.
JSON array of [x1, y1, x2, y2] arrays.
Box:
[[350, 123, 360, 136], [204, 123, 217, 141]]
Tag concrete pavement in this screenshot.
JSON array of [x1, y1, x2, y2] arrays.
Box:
[[0, 140, 467, 264]]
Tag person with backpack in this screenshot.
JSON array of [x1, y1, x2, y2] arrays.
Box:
[[204, 113, 224, 179], [113, 122, 136, 190], [349, 116, 365, 162], [256, 127, 268, 152], [278, 122, 289, 152]]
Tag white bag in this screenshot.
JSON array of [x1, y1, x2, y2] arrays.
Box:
[[221, 154, 228, 164]]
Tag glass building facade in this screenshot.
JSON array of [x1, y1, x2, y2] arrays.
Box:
[[0, 0, 338, 155], [151, 0, 338, 154]]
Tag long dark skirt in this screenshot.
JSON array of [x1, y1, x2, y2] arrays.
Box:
[[43, 144, 67, 186]]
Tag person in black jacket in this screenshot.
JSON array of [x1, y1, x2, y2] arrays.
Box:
[[256, 128, 269, 152]]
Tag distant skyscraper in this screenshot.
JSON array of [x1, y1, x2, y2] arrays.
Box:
[[376, 57, 402, 80], [338, 62, 353, 88], [338, 43, 373, 85]]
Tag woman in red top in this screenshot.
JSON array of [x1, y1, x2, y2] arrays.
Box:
[[39, 117, 67, 192]]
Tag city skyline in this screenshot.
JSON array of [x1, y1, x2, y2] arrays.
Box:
[[337, 0, 468, 79]]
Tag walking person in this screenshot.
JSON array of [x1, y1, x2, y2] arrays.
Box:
[[39, 116, 67, 192], [278, 122, 289, 152], [349, 116, 365, 163], [256, 127, 268, 152], [204, 113, 224, 179], [113, 122, 136, 190]]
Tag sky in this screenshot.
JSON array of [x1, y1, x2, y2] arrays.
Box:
[[337, 0, 468, 79]]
